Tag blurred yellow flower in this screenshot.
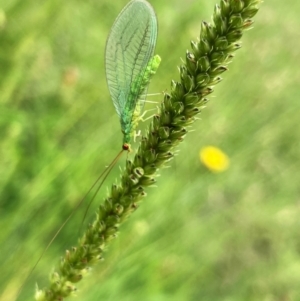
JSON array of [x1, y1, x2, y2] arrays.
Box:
[[199, 146, 230, 172]]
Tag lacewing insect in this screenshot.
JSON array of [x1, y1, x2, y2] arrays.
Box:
[[105, 0, 161, 151], [16, 1, 160, 299]]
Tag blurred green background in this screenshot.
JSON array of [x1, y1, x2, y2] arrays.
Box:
[[1, 0, 300, 300]]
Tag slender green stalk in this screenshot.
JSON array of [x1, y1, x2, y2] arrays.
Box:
[[35, 0, 261, 300]]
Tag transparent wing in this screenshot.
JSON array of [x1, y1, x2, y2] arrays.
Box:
[[105, 0, 158, 117]]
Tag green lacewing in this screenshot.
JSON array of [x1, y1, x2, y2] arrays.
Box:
[[15, 2, 160, 299], [105, 0, 161, 151]]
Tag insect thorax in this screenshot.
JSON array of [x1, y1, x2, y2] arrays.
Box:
[[121, 104, 141, 145]]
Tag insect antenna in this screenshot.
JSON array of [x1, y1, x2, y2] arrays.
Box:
[[15, 149, 124, 300]]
